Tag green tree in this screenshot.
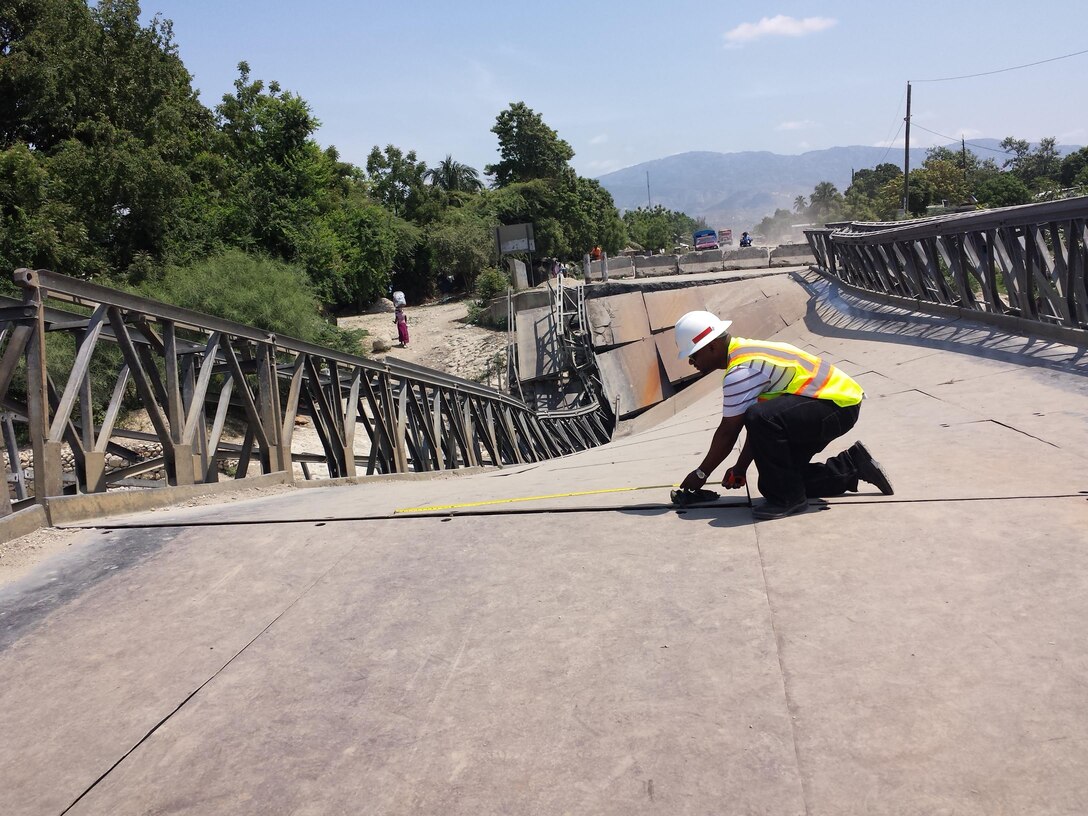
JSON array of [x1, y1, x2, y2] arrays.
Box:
[[1001, 136, 1061, 189], [366, 144, 428, 218], [623, 205, 697, 251], [905, 170, 933, 216], [793, 195, 807, 214], [975, 174, 1031, 208], [557, 174, 626, 256], [848, 163, 902, 199], [425, 154, 482, 193], [427, 207, 495, 291], [809, 181, 844, 222], [485, 102, 574, 187], [843, 164, 902, 220], [0, 0, 215, 277], [1027, 137, 1062, 186], [754, 208, 794, 242], [0, 0, 97, 150], [46, 118, 192, 275], [217, 63, 326, 251], [915, 158, 968, 207], [0, 141, 94, 273], [1059, 146, 1088, 188], [324, 196, 400, 311], [623, 206, 670, 251], [874, 178, 904, 219]]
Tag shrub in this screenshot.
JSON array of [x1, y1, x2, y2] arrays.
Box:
[[474, 266, 510, 303], [466, 267, 510, 329], [142, 249, 364, 353]]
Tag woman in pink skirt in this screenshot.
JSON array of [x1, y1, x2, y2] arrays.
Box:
[[394, 305, 409, 347]]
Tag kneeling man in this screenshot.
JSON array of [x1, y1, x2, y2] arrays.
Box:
[[675, 311, 893, 519]]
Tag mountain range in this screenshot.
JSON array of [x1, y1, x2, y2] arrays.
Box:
[[596, 140, 1082, 233]]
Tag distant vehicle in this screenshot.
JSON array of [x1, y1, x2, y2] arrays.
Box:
[[693, 228, 719, 251], [720, 229, 733, 246]]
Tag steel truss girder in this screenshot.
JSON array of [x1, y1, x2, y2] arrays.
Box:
[[0, 269, 611, 514], [805, 196, 1088, 337]]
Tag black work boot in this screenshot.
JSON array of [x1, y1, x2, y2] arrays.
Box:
[[851, 441, 894, 495], [752, 497, 809, 520]]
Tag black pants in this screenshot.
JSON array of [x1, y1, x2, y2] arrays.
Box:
[[744, 395, 860, 506]]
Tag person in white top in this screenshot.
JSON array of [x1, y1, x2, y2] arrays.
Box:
[[673, 310, 893, 519]]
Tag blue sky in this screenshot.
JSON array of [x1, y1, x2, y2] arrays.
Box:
[[138, 0, 1088, 178]]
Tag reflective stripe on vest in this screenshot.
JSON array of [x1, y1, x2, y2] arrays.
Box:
[[725, 338, 863, 407]]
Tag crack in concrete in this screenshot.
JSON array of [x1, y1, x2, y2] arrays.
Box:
[[56, 546, 356, 815], [752, 523, 812, 815]]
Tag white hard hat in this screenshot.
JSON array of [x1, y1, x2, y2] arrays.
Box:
[[674, 310, 732, 359]]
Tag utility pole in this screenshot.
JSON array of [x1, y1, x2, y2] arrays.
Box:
[[902, 81, 912, 215], [962, 137, 968, 185], [646, 171, 651, 208]]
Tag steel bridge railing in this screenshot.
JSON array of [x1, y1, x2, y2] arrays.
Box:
[[805, 196, 1088, 343], [0, 269, 612, 515]]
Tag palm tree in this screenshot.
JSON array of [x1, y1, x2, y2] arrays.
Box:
[[793, 195, 807, 214], [425, 155, 483, 193], [809, 182, 839, 209]]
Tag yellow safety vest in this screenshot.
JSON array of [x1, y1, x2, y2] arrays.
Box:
[[725, 337, 864, 407]]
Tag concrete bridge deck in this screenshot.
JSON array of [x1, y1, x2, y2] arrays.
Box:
[[1, 272, 1086, 815]]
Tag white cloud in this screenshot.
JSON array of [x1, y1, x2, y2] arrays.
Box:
[[724, 15, 836, 47], [589, 133, 609, 145], [775, 120, 816, 131]]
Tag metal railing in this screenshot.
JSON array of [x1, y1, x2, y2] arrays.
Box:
[[0, 269, 612, 515], [805, 197, 1088, 342]]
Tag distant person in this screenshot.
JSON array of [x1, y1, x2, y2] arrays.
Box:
[[739, 232, 753, 248], [672, 310, 893, 520], [590, 245, 602, 261], [394, 305, 410, 348]]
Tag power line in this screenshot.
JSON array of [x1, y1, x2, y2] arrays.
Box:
[[912, 47, 1088, 83], [874, 86, 907, 165], [910, 123, 1014, 155], [877, 119, 905, 166]]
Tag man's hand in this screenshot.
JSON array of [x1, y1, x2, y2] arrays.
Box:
[[722, 466, 747, 489], [679, 469, 706, 492]]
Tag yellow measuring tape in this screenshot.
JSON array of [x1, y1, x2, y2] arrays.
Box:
[[394, 484, 677, 514]]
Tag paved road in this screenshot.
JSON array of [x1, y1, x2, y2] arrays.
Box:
[[2, 273, 1086, 815]]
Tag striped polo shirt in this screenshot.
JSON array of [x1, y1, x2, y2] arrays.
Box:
[[721, 358, 794, 417]]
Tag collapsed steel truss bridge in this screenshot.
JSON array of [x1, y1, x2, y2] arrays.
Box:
[[0, 269, 611, 515]]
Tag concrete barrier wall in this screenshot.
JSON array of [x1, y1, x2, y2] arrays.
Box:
[[588, 256, 635, 280], [634, 254, 680, 278], [769, 243, 816, 266], [722, 247, 771, 269], [678, 249, 723, 275], [587, 248, 792, 279], [487, 288, 552, 322]]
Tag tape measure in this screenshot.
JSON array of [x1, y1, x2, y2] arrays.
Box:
[[394, 484, 677, 514]]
